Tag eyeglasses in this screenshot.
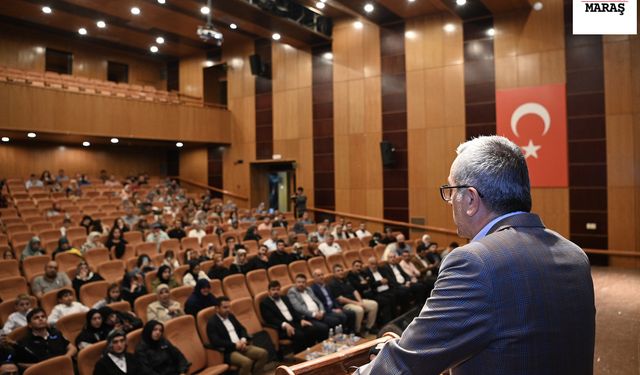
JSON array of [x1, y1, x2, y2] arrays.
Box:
[[439, 184, 483, 202]]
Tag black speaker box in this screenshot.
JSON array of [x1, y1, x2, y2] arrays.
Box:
[[249, 54, 262, 76], [378, 306, 420, 337], [380, 141, 395, 166]]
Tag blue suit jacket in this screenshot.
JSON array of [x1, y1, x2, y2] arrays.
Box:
[[357, 213, 595, 375]]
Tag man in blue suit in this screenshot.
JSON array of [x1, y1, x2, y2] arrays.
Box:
[[357, 135, 595, 375]]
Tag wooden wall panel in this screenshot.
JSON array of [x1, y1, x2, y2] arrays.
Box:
[[0, 22, 165, 88], [0, 83, 231, 143], [0, 143, 165, 178], [179, 147, 208, 192], [179, 53, 206, 98]]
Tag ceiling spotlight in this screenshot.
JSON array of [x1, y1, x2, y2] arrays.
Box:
[[42, 6, 52, 14], [150, 45, 159, 53], [487, 28, 495, 36], [96, 20, 106, 28], [316, 2, 325, 9], [354, 21, 363, 29], [408, 0, 416, 2], [456, 0, 466, 5], [230, 23, 237, 29], [200, 6, 210, 15], [1, 137, 9, 142], [204, 60, 215, 67], [157, 0, 166, 3], [272, 33, 281, 41], [443, 23, 456, 32], [364, 3, 374, 12], [78, 28, 87, 35], [110, 138, 119, 144], [130, 7, 141, 15], [320, 0, 327, 2], [82, 141, 90, 147], [156, 36, 165, 44], [176, 142, 184, 148], [27, 132, 36, 138], [533, 1, 543, 10], [322, 52, 333, 60]]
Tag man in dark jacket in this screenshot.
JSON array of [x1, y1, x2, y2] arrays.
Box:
[[310, 269, 355, 333], [349, 259, 395, 325], [259, 281, 324, 351], [206, 297, 268, 375], [365, 257, 413, 313], [15, 308, 76, 368], [268, 240, 293, 267]]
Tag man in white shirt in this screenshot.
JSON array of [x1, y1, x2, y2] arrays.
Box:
[[318, 234, 342, 257], [146, 223, 170, 249], [257, 217, 272, 232], [1, 294, 32, 334], [355, 223, 372, 239], [48, 289, 89, 326], [309, 225, 328, 243], [262, 230, 279, 252], [187, 221, 206, 245]]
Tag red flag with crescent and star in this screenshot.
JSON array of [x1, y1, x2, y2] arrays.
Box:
[[496, 84, 568, 187]]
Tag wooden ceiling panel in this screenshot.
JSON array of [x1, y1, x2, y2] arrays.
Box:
[[375, 0, 449, 19]]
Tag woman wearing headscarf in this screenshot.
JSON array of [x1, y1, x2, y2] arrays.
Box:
[[93, 283, 123, 309], [98, 306, 142, 334], [80, 215, 93, 234], [76, 309, 107, 350], [242, 225, 261, 242], [181, 260, 210, 287], [206, 254, 230, 281], [20, 236, 45, 261], [51, 236, 82, 259], [120, 271, 147, 308], [72, 261, 104, 296], [93, 329, 149, 375], [146, 284, 184, 324], [229, 249, 249, 275], [184, 279, 219, 317], [82, 231, 103, 254], [151, 265, 179, 292], [135, 254, 156, 274], [134, 320, 190, 375]]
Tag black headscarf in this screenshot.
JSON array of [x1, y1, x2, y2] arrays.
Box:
[[156, 265, 172, 284], [76, 309, 107, 347], [184, 278, 219, 316], [141, 320, 166, 349]]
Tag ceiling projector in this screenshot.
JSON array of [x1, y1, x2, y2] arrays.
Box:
[[197, 24, 223, 46]]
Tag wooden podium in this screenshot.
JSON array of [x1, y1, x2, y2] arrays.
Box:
[[275, 332, 400, 375]]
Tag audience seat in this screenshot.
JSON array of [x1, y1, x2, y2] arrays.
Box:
[[307, 257, 329, 275], [7, 325, 28, 342], [173, 264, 190, 285], [107, 300, 131, 313], [374, 244, 386, 260], [159, 238, 181, 253], [135, 242, 157, 257], [336, 239, 350, 251], [268, 265, 293, 288], [288, 260, 311, 281], [22, 255, 50, 283], [23, 352, 74, 375], [196, 306, 217, 345], [326, 254, 347, 271], [40, 287, 76, 315], [246, 269, 269, 296], [343, 250, 362, 268], [229, 297, 265, 338], [38, 228, 61, 243], [97, 260, 125, 284], [0, 276, 28, 301], [123, 231, 143, 246], [209, 279, 223, 298], [253, 291, 292, 351], [180, 237, 201, 251], [84, 248, 110, 269], [358, 247, 375, 262], [55, 311, 86, 343], [0, 259, 20, 279], [79, 280, 109, 307], [55, 251, 83, 272], [112, 245, 136, 262], [200, 234, 220, 247], [77, 341, 106, 375], [126, 328, 142, 354], [222, 273, 251, 300], [66, 227, 88, 242], [200, 260, 214, 274], [348, 237, 364, 250], [170, 285, 193, 307], [0, 295, 37, 324], [134, 293, 157, 323], [29, 222, 53, 233], [242, 240, 259, 256]]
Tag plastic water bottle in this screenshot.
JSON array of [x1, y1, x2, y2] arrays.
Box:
[[336, 324, 343, 341], [328, 328, 334, 341]]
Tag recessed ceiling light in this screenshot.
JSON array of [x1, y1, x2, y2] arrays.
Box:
[[200, 6, 210, 15], [1, 137, 9, 142], [354, 21, 363, 29], [443, 23, 456, 32], [27, 132, 36, 138], [456, 0, 466, 5], [82, 141, 90, 147], [96, 20, 106, 28], [156, 36, 165, 44], [487, 28, 495, 36], [364, 3, 374, 12], [272, 33, 281, 40], [157, 0, 166, 3], [408, 0, 416, 2], [533, 1, 543, 10], [110, 138, 119, 144], [322, 52, 333, 60], [405, 30, 417, 39], [229, 23, 237, 29], [42, 6, 52, 14], [204, 60, 215, 67], [78, 28, 87, 35], [316, 2, 325, 9], [131, 7, 141, 15], [150, 45, 159, 53], [176, 142, 184, 148]]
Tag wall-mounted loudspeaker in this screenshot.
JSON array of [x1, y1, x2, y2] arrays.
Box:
[[380, 141, 395, 166], [249, 54, 262, 76]]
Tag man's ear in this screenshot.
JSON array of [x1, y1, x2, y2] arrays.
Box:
[[465, 187, 481, 217]]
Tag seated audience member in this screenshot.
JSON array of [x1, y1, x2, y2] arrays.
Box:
[[229, 249, 250, 275], [146, 223, 170, 249], [98, 306, 142, 334], [72, 261, 104, 297], [356, 223, 371, 239], [272, 213, 288, 229], [152, 265, 179, 292], [185, 279, 219, 317], [309, 226, 328, 243], [187, 221, 206, 245], [104, 175, 122, 188], [147, 284, 184, 323], [343, 222, 358, 239], [368, 232, 383, 248], [222, 237, 243, 258], [243, 226, 261, 242], [65, 179, 82, 198], [75, 309, 107, 350], [80, 215, 94, 235], [93, 283, 123, 309], [41, 170, 55, 187], [0, 360, 18, 375], [299, 211, 313, 225], [51, 237, 80, 259], [332, 225, 348, 240], [261, 231, 279, 252], [81, 232, 103, 254], [135, 320, 190, 375], [290, 242, 308, 261], [120, 271, 148, 308], [347, 260, 396, 325], [91, 220, 108, 236], [246, 245, 269, 271], [3, 249, 16, 260], [259, 281, 324, 352], [15, 308, 77, 367], [329, 265, 378, 335], [268, 240, 292, 267], [56, 169, 69, 184], [439, 241, 458, 260], [121, 206, 140, 229], [48, 289, 89, 326], [414, 234, 432, 253], [24, 174, 43, 190], [291, 219, 307, 236], [45, 202, 63, 218], [20, 237, 45, 261], [287, 274, 347, 337], [209, 218, 225, 236], [257, 217, 272, 232], [161, 250, 180, 270], [306, 237, 322, 257], [318, 234, 342, 257], [93, 329, 147, 375], [136, 255, 157, 274], [182, 248, 200, 264], [364, 256, 409, 313], [207, 254, 230, 281], [105, 227, 128, 259], [419, 241, 442, 275], [31, 261, 72, 298], [399, 250, 425, 282], [167, 218, 186, 240], [309, 269, 355, 333], [206, 297, 268, 375], [59, 218, 72, 237], [1, 295, 32, 335], [382, 234, 411, 261], [182, 260, 210, 287], [384, 253, 427, 307]]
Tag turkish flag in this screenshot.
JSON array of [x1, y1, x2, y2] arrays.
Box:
[[496, 84, 568, 187]]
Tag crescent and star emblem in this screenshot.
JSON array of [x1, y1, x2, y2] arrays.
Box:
[[510, 102, 550, 159]]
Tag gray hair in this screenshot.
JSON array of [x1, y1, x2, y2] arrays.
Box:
[[452, 136, 531, 215]]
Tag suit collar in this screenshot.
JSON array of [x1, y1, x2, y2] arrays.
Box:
[[487, 212, 545, 235]]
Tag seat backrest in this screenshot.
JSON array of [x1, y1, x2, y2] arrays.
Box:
[[246, 269, 269, 296], [253, 291, 269, 324], [374, 244, 386, 260], [8, 325, 29, 341], [159, 238, 180, 253], [56, 311, 86, 343], [358, 247, 375, 262], [0, 276, 28, 301], [164, 315, 206, 374], [40, 287, 76, 315], [84, 248, 110, 269], [126, 328, 142, 354], [326, 253, 346, 271], [242, 240, 258, 256], [229, 297, 263, 335], [107, 300, 131, 313], [66, 227, 88, 241], [209, 279, 223, 298], [267, 264, 292, 287], [0, 259, 20, 279], [134, 293, 157, 323], [22, 255, 50, 283], [123, 231, 143, 245], [24, 353, 74, 375], [97, 260, 125, 284], [0, 295, 37, 324], [307, 257, 329, 275], [335, 239, 350, 251], [79, 280, 109, 307], [222, 273, 251, 300], [77, 340, 107, 375], [170, 285, 193, 307], [196, 306, 218, 345], [343, 250, 362, 269], [180, 237, 201, 251], [288, 260, 311, 281], [135, 242, 157, 257], [200, 234, 220, 247], [55, 251, 83, 272], [348, 237, 363, 250], [38, 229, 61, 243], [173, 265, 190, 285]]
